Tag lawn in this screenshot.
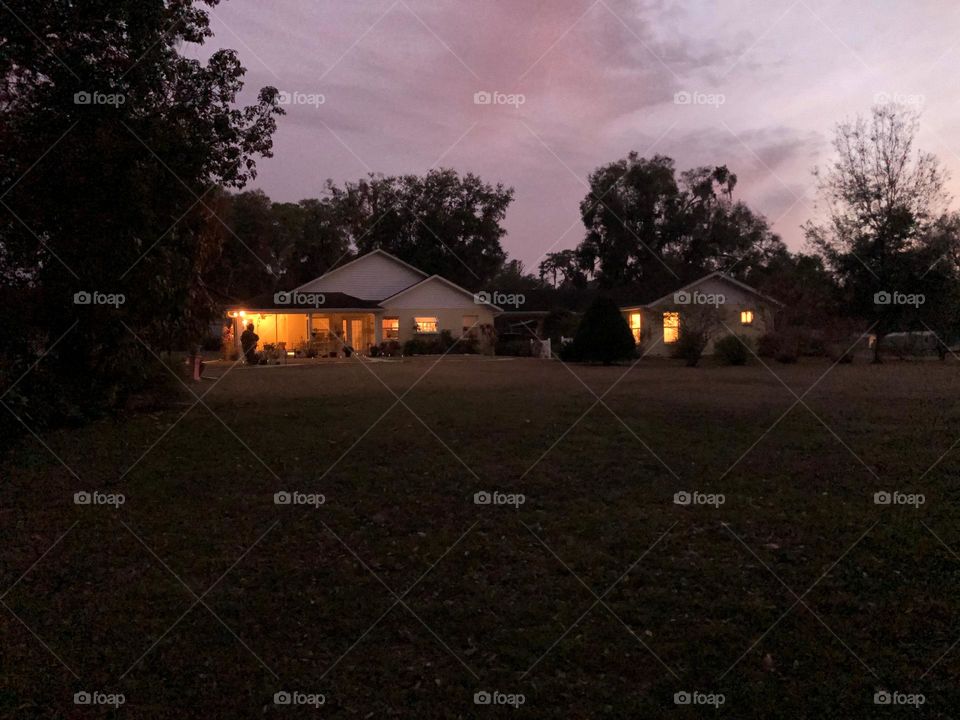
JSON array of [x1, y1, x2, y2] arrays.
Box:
[[3, 355, 960, 718]]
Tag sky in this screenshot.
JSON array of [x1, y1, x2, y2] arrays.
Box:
[[187, 0, 960, 271]]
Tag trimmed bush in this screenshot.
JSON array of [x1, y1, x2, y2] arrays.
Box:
[[560, 296, 636, 364], [670, 328, 708, 367], [715, 334, 751, 365]]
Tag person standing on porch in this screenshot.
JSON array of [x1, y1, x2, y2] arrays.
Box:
[[240, 322, 259, 365]]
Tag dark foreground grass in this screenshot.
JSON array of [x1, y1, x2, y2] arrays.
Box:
[[3, 355, 960, 718]]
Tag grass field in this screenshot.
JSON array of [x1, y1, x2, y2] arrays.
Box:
[[3, 354, 960, 718]]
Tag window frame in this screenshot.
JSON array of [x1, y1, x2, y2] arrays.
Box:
[[414, 316, 439, 334], [382, 317, 400, 340], [628, 311, 643, 344], [663, 311, 680, 344]]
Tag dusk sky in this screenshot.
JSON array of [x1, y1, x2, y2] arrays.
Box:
[[188, 0, 960, 270]]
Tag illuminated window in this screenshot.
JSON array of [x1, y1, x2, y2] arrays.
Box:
[[415, 316, 438, 333], [663, 312, 680, 344], [740, 310, 754, 326], [462, 314, 479, 335], [382, 317, 399, 340], [628, 312, 643, 343], [310, 316, 330, 337]]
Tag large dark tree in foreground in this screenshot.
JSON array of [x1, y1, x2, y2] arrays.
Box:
[[0, 0, 282, 425], [805, 105, 953, 361], [325, 169, 513, 289]]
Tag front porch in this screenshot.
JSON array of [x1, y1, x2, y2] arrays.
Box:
[[228, 310, 384, 358]]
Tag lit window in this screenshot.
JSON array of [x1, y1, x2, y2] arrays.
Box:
[[310, 316, 330, 337], [740, 310, 754, 326], [415, 317, 438, 333], [462, 314, 479, 335], [628, 312, 642, 343], [663, 312, 680, 344], [382, 317, 399, 340]]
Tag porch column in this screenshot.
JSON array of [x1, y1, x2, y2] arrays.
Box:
[[373, 313, 382, 345]]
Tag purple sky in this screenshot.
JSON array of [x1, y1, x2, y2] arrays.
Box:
[[188, 0, 960, 270]]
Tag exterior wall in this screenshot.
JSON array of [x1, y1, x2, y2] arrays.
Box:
[[623, 278, 777, 356], [382, 307, 495, 344], [296, 252, 424, 299], [381, 277, 496, 344]]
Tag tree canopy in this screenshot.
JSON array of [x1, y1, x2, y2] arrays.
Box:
[[542, 153, 786, 299], [805, 104, 958, 359], [0, 0, 282, 424]]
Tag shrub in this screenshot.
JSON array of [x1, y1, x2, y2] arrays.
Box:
[[401, 330, 464, 356], [560, 296, 636, 364], [670, 328, 708, 367], [775, 348, 798, 363], [757, 332, 779, 358], [378, 340, 402, 357], [715, 334, 750, 365]]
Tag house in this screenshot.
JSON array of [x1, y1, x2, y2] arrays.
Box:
[[225, 250, 501, 356], [620, 271, 782, 355]]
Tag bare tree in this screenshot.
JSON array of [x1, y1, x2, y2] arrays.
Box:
[[805, 104, 951, 362]]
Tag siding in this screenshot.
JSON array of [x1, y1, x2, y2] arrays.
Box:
[[382, 277, 484, 309], [296, 252, 425, 299]]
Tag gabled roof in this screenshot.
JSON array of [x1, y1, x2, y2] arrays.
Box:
[[380, 274, 503, 312], [642, 271, 784, 309], [293, 248, 428, 294]]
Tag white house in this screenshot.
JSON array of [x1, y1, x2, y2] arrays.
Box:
[[225, 250, 501, 356], [621, 272, 783, 355]]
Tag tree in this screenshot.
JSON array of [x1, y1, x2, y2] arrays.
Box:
[[916, 213, 960, 358], [0, 0, 282, 426], [539, 249, 586, 288], [805, 104, 950, 362], [286, 198, 351, 288], [574, 153, 785, 295], [561, 296, 636, 364], [325, 169, 514, 288]]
